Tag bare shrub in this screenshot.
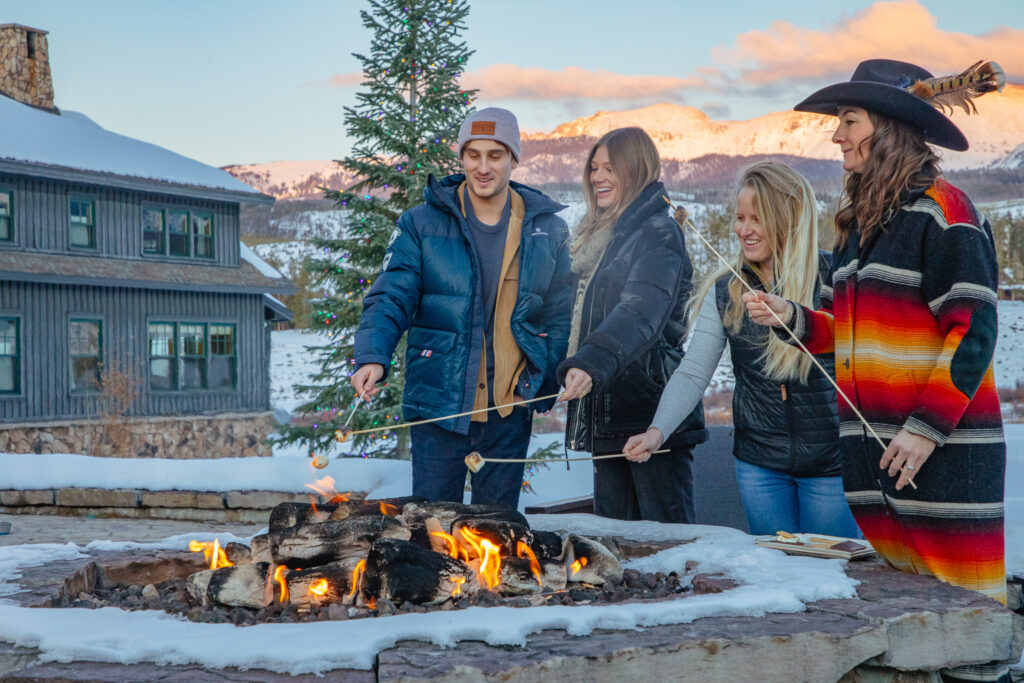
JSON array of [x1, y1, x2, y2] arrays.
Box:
[[91, 357, 141, 456]]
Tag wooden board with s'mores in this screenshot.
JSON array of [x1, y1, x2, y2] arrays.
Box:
[[755, 531, 875, 560]]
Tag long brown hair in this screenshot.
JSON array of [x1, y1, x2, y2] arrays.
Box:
[[834, 110, 939, 246], [573, 127, 661, 248]]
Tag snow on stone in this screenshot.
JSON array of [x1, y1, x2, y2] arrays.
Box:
[[0, 520, 858, 675], [239, 242, 284, 278], [0, 96, 259, 194]]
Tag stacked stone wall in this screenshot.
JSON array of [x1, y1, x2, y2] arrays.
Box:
[[0, 412, 276, 459], [0, 25, 55, 111]]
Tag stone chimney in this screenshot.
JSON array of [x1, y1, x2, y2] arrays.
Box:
[[0, 24, 56, 112]]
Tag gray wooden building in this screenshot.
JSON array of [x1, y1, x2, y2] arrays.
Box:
[[0, 24, 295, 458]]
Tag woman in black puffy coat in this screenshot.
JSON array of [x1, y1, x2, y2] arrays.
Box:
[[558, 127, 706, 523]]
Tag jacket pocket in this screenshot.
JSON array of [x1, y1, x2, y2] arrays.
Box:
[[405, 327, 458, 406]]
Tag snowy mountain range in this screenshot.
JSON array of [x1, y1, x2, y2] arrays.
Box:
[[224, 84, 1024, 200]]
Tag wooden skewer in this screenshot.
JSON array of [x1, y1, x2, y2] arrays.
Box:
[[663, 196, 917, 490], [464, 449, 670, 473], [334, 392, 562, 442]]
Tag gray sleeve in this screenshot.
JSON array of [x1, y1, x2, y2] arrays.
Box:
[[649, 288, 726, 438]]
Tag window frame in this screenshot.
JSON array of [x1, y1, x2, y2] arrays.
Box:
[[141, 205, 166, 256], [0, 188, 12, 243], [69, 195, 97, 250], [0, 315, 21, 396], [147, 320, 238, 393], [69, 317, 103, 395], [191, 212, 215, 259]]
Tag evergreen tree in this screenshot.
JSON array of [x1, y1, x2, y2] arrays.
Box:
[[275, 0, 476, 459]]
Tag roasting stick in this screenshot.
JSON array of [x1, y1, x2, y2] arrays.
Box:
[[662, 196, 916, 489], [334, 392, 563, 442], [464, 449, 670, 473]]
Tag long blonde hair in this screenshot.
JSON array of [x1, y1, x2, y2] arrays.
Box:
[[690, 161, 821, 383], [572, 127, 661, 250]]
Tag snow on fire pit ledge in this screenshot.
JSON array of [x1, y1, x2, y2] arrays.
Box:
[[0, 517, 857, 676]]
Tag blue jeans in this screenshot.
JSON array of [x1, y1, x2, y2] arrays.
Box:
[[734, 459, 861, 537], [410, 406, 532, 510]]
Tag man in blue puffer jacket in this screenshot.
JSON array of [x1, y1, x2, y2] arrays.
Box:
[[351, 108, 571, 510]]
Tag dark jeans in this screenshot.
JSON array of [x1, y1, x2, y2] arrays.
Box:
[[593, 445, 695, 523], [410, 406, 532, 510]]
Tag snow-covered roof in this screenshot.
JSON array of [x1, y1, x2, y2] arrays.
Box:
[[0, 94, 264, 199], [240, 242, 285, 279]]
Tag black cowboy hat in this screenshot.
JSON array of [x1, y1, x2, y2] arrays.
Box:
[[794, 59, 968, 151]]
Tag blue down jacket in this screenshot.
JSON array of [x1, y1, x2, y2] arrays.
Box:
[[354, 174, 572, 434]]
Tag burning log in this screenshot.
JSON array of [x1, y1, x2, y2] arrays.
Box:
[[251, 534, 271, 564], [362, 538, 478, 606], [529, 530, 564, 560], [224, 542, 251, 565], [283, 560, 361, 608], [270, 515, 410, 568], [187, 562, 275, 608], [451, 519, 533, 558], [269, 498, 421, 532], [401, 502, 528, 532], [563, 534, 624, 586]]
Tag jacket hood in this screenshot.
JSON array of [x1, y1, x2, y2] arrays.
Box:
[[424, 173, 566, 219]]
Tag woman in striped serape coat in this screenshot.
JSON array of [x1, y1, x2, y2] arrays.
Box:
[[745, 59, 1009, 682]]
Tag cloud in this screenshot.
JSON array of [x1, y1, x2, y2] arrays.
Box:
[[329, 73, 364, 87], [712, 0, 1024, 85], [461, 65, 704, 101]]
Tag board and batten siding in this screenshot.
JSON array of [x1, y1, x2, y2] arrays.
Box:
[[0, 172, 240, 266], [0, 281, 270, 423]]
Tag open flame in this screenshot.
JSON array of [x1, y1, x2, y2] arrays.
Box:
[[516, 540, 542, 587], [458, 526, 502, 590], [379, 501, 399, 517], [189, 539, 233, 570], [452, 575, 465, 597], [273, 565, 289, 603], [349, 559, 366, 601], [304, 475, 352, 504], [310, 579, 329, 597], [570, 556, 588, 577], [431, 531, 460, 559]]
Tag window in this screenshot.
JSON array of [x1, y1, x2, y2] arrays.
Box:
[[148, 323, 176, 390], [192, 213, 214, 258], [0, 317, 19, 394], [209, 324, 236, 389], [69, 319, 102, 393], [179, 324, 206, 389], [70, 197, 96, 249], [168, 210, 189, 256], [149, 322, 237, 391], [142, 207, 165, 254], [0, 191, 11, 242]]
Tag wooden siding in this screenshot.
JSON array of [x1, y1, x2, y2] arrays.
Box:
[[0, 172, 240, 266], [0, 281, 271, 423]]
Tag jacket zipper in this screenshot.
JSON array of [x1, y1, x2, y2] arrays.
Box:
[[782, 382, 798, 474]]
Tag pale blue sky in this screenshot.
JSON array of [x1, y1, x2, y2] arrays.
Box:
[[4, 0, 1021, 166]]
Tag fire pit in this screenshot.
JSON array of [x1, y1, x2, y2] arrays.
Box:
[[54, 480, 710, 625]]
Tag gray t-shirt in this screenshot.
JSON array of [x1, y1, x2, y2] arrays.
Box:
[[464, 191, 511, 403]]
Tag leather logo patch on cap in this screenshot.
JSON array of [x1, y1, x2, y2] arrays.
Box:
[[471, 121, 496, 135]]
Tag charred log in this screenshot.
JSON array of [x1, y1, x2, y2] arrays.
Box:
[[452, 519, 533, 558], [200, 562, 274, 608], [250, 534, 271, 564], [530, 530, 564, 560], [564, 534, 624, 586], [498, 557, 570, 594], [224, 542, 251, 565], [270, 515, 410, 568], [362, 538, 478, 606], [283, 560, 361, 608], [402, 502, 528, 532]]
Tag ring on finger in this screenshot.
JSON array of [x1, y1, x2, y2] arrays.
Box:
[[904, 464, 915, 471]]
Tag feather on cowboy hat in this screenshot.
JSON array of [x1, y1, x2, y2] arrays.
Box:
[[794, 59, 1005, 151]]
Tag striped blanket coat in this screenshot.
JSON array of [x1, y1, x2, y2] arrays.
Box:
[[791, 178, 1006, 604]]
